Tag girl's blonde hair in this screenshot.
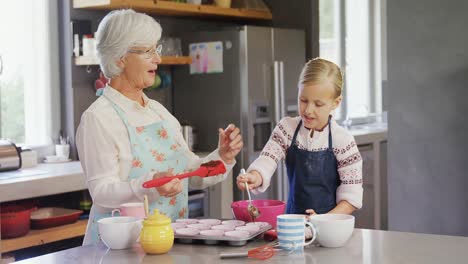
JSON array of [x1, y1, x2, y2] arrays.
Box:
[[298, 58, 343, 99]]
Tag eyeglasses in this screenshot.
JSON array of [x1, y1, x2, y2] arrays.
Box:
[[127, 44, 163, 59]]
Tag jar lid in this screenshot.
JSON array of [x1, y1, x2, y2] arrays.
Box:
[[144, 209, 170, 226]]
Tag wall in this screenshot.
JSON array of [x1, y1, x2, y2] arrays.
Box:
[[387, 0, 468, 236], [59, 0, 318, 159]]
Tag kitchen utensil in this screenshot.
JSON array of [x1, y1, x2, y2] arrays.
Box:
[[143, 195, 149, 218], [1, 204, 31, 238], [173, 218, 272, 246], [30, 207, 83, 229], [0, 139, 22, 172], [231, 199, 285, 228], [98, 216, 142, 250], [140, 209, 174, 254], [219, 240, 281, 260], [181, 124, 197, 151], [241, 168, 260, 222], [142, 160, 226, 188]]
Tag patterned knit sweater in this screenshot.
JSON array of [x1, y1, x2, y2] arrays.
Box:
[[248, 116, 363, 209]]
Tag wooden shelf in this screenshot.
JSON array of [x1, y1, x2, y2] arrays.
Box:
[[161, 56, 192, 65], [74, 55, 192, 65], [1, 220, 88, 253], [73, 0, 272, 20]]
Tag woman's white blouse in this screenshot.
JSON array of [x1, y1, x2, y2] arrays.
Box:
[[76, 86, 234, 209]]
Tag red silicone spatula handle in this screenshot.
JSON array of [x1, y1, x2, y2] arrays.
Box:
[[143, 176, 175, 188], [142, 170, 201, 188]]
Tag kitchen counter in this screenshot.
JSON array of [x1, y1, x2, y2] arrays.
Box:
[[0, 161, 85, 203], [347, 122, 387, 145], [14, 228, 468, 263]]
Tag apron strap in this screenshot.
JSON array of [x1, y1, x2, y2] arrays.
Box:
[[328, 115, 333, 150], [291, 120, 303, 147], [291, 117, 333, 149], [103, 95, 131, 127]]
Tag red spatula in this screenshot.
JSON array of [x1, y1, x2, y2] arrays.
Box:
[[142, 160, 226, 188]]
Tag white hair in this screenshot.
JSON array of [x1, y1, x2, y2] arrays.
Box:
[[95, 9, 162, 78]]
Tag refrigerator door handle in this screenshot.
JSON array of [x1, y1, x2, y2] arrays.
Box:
[[273, 61, 281, 124], [279, 61, 286, 118]]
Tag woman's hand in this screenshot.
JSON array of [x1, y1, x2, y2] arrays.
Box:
[[152, 172, 183, 197], [236, 170, 263, 191], [218, 124, 243, 164]]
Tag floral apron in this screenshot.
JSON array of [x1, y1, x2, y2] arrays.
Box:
[[86, 96, 189, 244]]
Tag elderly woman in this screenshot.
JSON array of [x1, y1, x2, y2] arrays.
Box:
[[76, 9, 243, 245]]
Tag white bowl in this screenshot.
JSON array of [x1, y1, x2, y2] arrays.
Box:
[[98, 216, 142, 250], [309, 214, 355, 248]]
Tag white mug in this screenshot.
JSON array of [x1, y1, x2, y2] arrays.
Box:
[[277, 214, 316, 251], [111, 202, 146, 220], [55, 144, 70, 159], [308, 214, 355, 248]]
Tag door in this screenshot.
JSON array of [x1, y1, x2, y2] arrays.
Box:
[[173, 29, 242, 152], [272, 28, 306, 116], [271, 28, 306, 202], [242, 26, 275, 201]]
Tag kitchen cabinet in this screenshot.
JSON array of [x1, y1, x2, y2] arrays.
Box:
[[73, 0, 272, 20], [353, 141, 388, 230], [1, 220, 87, 254]]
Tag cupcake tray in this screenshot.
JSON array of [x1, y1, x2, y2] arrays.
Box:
[[172, 219, 272, 246]]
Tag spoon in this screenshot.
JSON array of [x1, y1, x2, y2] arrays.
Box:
[[241, 168, 260, 222], [142, 160, 226, 188]]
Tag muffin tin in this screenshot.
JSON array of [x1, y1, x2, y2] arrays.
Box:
[[172, 218, 272, 246]]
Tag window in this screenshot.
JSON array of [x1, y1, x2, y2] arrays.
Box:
[[0, 0, 60, 146], [319, 0, 383, 122]]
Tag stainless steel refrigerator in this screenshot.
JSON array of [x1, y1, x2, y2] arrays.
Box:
[[173, 26, 305, 202]]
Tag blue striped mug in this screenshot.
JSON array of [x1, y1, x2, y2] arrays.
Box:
[[276, 214, 316, 251]]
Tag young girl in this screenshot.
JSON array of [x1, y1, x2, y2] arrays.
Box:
[[237, 58, 363, 215]]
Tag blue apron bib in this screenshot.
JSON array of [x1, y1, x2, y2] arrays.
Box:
[[87, 96, 189, 243], [285, 118, 339, 214]]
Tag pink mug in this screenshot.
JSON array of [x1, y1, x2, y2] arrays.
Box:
[[111, 203, 146, 219]]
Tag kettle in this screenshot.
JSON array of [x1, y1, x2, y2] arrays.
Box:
[[139, 209, 174, 254], [0, 139, 22, 171]]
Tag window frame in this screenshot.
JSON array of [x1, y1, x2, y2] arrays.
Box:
[[320, 0, 383, 125], [0, 0, 61, 157]]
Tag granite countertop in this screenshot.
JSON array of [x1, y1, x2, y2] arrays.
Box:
[[14, 228, 468, 264]]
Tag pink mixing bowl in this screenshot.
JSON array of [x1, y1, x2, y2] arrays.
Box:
[[231, 200, 286, 228]]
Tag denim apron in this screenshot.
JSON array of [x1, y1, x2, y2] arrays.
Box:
[[285, 118, 339, 214], [86, 96, 189, 244]]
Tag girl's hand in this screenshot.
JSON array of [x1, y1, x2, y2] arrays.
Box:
[[236, 170, 263, 191], [305, 209, 317, 220], [218, 124, 243, 164], [152, 172, 183, 197]]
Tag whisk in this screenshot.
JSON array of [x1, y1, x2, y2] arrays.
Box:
[[219, 240, 292, 260]]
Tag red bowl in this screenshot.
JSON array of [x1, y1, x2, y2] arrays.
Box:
[[231, 200, 286, 228], [30, 207, 83, 229], [1, 205, 31, 239]]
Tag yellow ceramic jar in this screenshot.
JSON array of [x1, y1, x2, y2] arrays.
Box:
[[140, 209, 174, 254]]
